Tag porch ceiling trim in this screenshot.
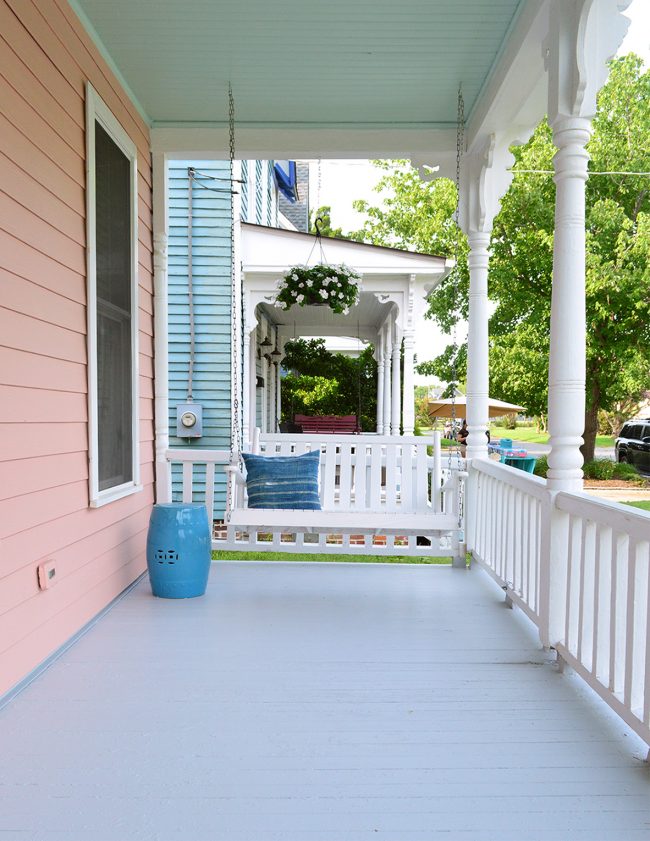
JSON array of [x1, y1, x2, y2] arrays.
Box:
[[70, 0, 550, 159]]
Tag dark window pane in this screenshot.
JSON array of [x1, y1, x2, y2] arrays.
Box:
[[97, 305, 132, 490], [95, 121, 133, 491], [95, 123, 131, 311]]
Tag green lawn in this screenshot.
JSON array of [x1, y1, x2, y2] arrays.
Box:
[[489, 426, 615, 448], [621, 500, 650, 511], [213, 550, 450, 564]]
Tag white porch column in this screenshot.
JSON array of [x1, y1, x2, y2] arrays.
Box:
[[460, 137, 514, 462], [382, 326, 392, 436], [391, 325, 402, 436], [152, 151, 171, 503], [402, 329, 416, 436], [247, 328, 257, 444], [544, 0, 630, 492], [376, 334, 385, 433], [465, 232, 491, 461], [546, 118, 590, 490], [260, 348, 268, 433]]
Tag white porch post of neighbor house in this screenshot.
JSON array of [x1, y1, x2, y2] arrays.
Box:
[[247, 326, 257, 445], [276, 337, 284, 429], [544, 0, 631, 493], [391, 324, 402, 435], [376, 333, 385, 433], [260, 332, 268, 433], [402, 328, 416, 435], [152, 151, 171, 503], [382, 322, 392, 436], [462, 136, 513, 462]]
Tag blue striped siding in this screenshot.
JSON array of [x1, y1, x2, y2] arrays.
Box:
[[255, 160, 263, 224], [167, 161, 232, 517], [240, 160, 249, 221], [267, 161, 274, 227]]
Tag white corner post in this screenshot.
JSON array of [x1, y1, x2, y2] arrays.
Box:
[[152, 151, 171, 503], [376, 333, 385, 433], [391, 322, 402, 436], [382, 322, 392, 436], [402, 329, 416, 435], [461, 136, 514, 462], [538, 0, 632, 649], [544, 0, 631, 494]]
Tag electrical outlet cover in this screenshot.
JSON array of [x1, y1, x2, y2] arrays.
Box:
[[37, 560, 57, 590]]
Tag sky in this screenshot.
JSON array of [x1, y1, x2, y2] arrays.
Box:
[[310, 1, 649, 382]]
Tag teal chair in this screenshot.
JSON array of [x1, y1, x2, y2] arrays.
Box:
[[501, 455, 536, 473]]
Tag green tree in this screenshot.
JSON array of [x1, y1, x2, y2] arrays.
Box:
[[489, 55, 650, 459], [352, 56, 650, 461], [309, 206, 344, 239], [281, 338, 378, 431]]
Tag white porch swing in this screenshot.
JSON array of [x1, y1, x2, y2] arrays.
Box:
[[221, 87, 467, 559]]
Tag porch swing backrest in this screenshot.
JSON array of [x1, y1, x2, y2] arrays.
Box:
[[222, 431, 463, 555]]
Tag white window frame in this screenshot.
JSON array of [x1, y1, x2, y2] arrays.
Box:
[[86, 82, 141, 507]]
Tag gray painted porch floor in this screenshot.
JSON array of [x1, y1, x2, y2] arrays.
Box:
[[1, 561, 650, 841]]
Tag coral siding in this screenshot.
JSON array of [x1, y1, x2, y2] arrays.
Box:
[[0, 0, 154, 697]]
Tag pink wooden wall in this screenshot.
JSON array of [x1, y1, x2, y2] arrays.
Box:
[[0, 0, 154, 696]]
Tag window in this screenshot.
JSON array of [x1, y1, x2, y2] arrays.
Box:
[[86, 84, 140, 506]]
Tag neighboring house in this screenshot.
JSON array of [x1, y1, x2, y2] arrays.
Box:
[[0, 0, 154, 697], [166, 158, 283, 514], [166, 165, 448, 518]]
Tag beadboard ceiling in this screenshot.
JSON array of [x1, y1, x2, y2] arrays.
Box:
[[72, 0, 527, 132]]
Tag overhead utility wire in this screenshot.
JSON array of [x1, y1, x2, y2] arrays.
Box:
[[511, 169, 650, 176]]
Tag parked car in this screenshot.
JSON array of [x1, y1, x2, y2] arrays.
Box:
[[615, 419, 650, 474]]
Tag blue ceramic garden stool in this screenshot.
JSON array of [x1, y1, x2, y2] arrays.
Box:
[[146, 503, 211, 598]]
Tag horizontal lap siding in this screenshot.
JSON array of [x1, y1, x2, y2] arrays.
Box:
[[168, 162, 231, 518], [0, 0, 153, 697]]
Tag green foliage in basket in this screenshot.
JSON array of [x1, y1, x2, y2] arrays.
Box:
[[274, 264, 362, 314]]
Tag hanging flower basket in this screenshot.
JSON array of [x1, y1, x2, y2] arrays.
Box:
[[274, 264, 362, 315]]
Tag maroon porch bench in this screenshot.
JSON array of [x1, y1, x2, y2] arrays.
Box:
[[293, 414, 360, 434]]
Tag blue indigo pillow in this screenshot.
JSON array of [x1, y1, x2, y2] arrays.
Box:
[[242, 450, 321, 510]]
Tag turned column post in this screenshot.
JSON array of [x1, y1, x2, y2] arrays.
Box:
[[391, 327, 402, 436], [376, 335, 385, 433], [402, 330, 416, 436], [465, 231, 491, 461], [382, 325, 392, 436], [545, 118, 591, 491]]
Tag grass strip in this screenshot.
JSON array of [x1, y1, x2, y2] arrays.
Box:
[[213, 550, 450, 564]]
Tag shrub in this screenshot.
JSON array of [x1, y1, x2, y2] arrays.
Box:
[[612, 461, 643, 481], [533, 455, 548, 478]]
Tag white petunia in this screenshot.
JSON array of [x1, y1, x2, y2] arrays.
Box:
[[296, 294, 304, 304], [320, 289, 328, 299]]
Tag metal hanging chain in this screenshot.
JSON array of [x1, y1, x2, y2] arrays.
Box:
[[449, 83, 464, 473], [306, 216, 327, 265], [228, 83, 241, 467]]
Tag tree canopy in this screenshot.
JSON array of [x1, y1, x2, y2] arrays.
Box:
[[350, 55, 650, 458]]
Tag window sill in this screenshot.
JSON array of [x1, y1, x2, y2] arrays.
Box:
[[90, 482, 144, 509]]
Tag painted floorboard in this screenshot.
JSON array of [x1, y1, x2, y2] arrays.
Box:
[[0, 562, 649, 841]]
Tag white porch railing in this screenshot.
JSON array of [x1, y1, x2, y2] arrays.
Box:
[[466, 459, 547, 624], [467, 458, 650, 751]]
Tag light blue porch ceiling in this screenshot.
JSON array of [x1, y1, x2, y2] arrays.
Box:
[[72, 0, 526, 130]]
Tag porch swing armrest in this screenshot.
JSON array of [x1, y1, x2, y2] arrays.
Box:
[[224, 465, 246, 486]]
